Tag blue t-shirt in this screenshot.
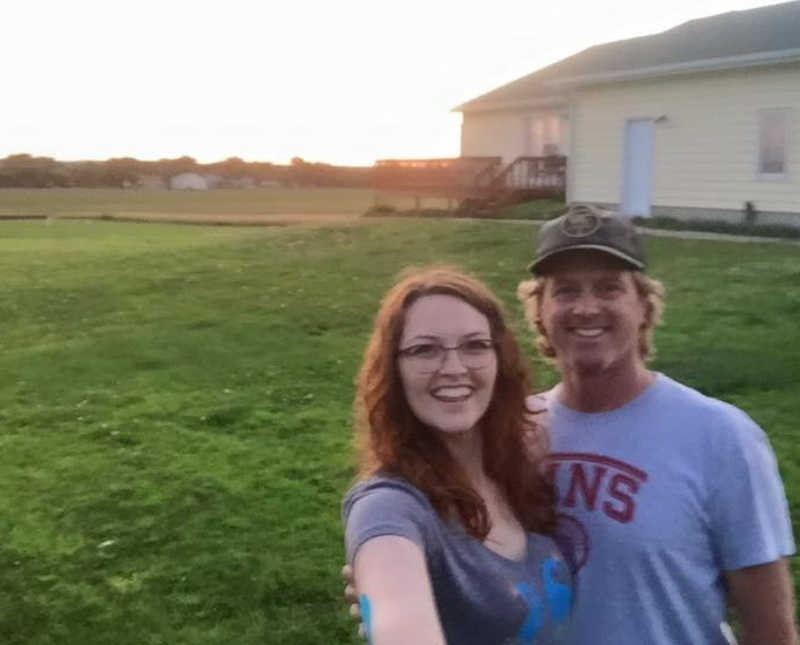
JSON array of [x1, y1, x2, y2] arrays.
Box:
[[343, 477, 573, 644], [544, 373, 795, 644]]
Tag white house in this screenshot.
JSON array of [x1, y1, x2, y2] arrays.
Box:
[[455, 1, 800, 225], [170, 173, 209, 191]]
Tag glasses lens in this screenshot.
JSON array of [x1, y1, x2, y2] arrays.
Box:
[[400, 340, 494, 372], [458, 340, 494, 369]]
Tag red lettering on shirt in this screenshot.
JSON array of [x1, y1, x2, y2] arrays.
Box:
[[563, 464, 607, 511], [603, 473, 640, 524], [546, 453, 649, 525]]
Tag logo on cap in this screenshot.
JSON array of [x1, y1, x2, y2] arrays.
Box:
[[559, 205, 601, 237]]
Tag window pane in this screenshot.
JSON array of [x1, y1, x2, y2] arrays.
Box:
[[759, 110, 789, 175]]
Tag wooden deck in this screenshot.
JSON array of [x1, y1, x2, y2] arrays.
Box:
[[374, 155, 566, 206]]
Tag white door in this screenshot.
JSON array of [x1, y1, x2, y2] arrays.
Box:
[[621, 119, 653, 216]]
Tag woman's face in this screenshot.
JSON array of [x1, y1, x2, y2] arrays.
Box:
[[397, 294, 498, 435]]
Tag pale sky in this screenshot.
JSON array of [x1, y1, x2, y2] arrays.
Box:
[[1, 0, 784, 166]]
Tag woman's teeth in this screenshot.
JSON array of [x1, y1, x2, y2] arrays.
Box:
[[431, 386, 472, 401]]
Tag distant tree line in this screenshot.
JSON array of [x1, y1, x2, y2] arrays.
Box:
[[0, 154, 373, 189]]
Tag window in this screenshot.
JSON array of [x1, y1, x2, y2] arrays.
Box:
[[528, 114, 561, 156], [758, 108, 790, 178]]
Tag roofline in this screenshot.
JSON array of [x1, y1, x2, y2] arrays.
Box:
[[543, 47, 800, 88], [454, 94, 569, 114], [455, 47, 800, 113]]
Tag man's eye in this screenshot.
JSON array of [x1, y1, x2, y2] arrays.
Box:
[[553, 285, 578, 297], [598, 282, 623, 295], [405, 344, 440, 358], [462, 339, 494, 353]]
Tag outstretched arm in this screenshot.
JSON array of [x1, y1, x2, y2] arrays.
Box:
[[352, 535, 447, 645], [726, 558, 799, 645]]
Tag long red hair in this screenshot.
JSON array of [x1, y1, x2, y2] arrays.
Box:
[[354, 266, 556, 539]]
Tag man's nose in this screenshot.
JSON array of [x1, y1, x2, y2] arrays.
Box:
[[572, 292, 601, 315]]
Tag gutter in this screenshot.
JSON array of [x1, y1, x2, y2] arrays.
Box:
[[542, 48, 800, 88], [456, 47, 800, 113]]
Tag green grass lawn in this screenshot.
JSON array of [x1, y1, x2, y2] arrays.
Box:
[[1, 217, 798, 644]]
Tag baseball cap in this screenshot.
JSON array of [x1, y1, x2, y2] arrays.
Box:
[[528, 204, 646, 274]]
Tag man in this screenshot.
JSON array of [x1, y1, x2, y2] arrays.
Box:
[[515, 204, 796, 644], [344, 204, 797, 644]]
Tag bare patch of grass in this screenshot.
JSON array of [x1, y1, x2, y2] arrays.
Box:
[[61, 212, 363, 227], [0, 187, 426, 219]]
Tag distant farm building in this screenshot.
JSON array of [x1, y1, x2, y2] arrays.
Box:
[[170, 173, 209, 191], [137, 175, 167, 190]]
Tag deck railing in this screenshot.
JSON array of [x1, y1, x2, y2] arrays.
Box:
[[373, 155, 566, 203], [488, 155, 567, 192], [373, 157, 502, 196]]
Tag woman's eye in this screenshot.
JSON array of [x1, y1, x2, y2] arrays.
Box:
[[462, 339, 493, 353], [406, 344, 439, 358]]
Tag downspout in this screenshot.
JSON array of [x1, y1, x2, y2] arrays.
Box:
[[566, 89, 577, 205]]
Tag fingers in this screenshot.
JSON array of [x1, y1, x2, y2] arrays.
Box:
[[345, 583, 359, 603], [342, 562, 364, 639], [524, 393, 547, 413], [522, 426, 549, 462]]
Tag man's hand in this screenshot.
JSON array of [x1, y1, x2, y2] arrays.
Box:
[[342, 564, 366, 640], [523, 394, 550, 463]]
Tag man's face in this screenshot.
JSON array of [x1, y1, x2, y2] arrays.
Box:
[[537, 251, 648, 377]]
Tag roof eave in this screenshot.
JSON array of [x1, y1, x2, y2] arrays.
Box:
[[453, 93, 570, 114], [543, 48, 800, 89]]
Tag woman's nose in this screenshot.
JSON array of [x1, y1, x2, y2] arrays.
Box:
[[438, 347, 469, 374]]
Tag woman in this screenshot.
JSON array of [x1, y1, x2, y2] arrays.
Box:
[[342, 267, 573, 645]]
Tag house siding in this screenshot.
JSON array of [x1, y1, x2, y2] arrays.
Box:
[[570, 63, 800, 218], [461, 108, 569, 163]]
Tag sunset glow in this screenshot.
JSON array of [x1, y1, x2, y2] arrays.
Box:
[[2, 0, 783, 166]]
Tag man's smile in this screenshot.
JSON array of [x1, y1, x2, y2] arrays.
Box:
[[570, 327, 606, 338]]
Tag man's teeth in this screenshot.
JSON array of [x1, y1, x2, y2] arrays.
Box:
[[574, 328, 604, 337], [432, 386, 472, 400]]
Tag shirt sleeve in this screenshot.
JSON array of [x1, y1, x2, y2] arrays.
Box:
[[342, 479, 433, 564], [709, 407, 796, 571]]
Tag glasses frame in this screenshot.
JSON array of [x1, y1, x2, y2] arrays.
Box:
[[396, 338, 497, 374]]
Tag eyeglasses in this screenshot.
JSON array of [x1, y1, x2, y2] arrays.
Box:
[[397, 338, 496, 373]]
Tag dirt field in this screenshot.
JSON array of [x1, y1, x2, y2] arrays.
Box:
[[0, 187, 450, 224], [61, 211, 364, 227]]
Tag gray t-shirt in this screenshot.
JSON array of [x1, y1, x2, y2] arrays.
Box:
[[544, 373, 795, 644], [343, 476, 573, 644]]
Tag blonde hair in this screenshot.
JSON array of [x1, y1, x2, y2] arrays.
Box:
[[517, 271, 664, 362]]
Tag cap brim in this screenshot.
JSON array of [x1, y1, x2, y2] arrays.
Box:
[[527, 244, 646, 274]]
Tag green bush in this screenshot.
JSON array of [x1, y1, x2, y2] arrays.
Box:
[[634, 215, 800, 240]]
